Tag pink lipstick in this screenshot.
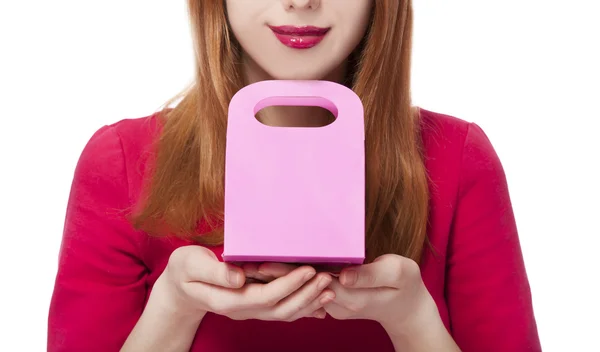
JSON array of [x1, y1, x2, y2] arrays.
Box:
[[268, 25, 330, 49]]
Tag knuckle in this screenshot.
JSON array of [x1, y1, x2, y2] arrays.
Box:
[[275, 309, 295, 322], [386, 256, 422, 288], [388, 258, 406, 282], [182, 250, 196, 270], [401, 258, 421, 280], [166, 248, 185, 272], [169, 246, 197, 280], [393, 269, 404, 284], [272, 301, 307, 322], [286, 315, 300, 323], [169, 246, 188, 262], [264, 296, 279, 308], [287, 308, 303, 322], [393, 258, 405, 274], [407, 258, 422, 275]]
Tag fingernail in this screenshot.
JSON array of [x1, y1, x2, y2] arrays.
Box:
[[342, 270, 357, 286], [228, 270, 242, 286], [320, 293, 334, 305], [257, 264, 271, 276], [317, 276, 331, 290], [314, 311, 326, 319], [304, 270, 316, 281]]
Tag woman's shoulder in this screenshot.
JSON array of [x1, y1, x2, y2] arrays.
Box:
[[105, 111, 163, 155], [418, 107, 471, 152], [417, 107, 511, 247], [80, 111, 163, 205], [417, 107, 501, 183]]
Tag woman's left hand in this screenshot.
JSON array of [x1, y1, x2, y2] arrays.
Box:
[[323, 254, 437, 335]]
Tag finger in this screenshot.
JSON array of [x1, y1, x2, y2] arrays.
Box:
[[302, 290, 335, 320], [242, 263, 273, 283], [312, 307, 327, 319], [312, 264, 345, 277], [271, 273, 334, 321], [175, 246, 245, 288], [326, 277, 353, 304], [230, 289, 333, 322], [257, 262, 299, 278], [241, 265, 317, 309], [195, 266, 318, 314], [339, 254, 419, 289], [310, 289, 336, 317], [323, 301, 353, 320], [326, 278, 377, 313]]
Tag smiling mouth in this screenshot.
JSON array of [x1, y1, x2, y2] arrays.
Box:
[[268, 25, 331, 49]]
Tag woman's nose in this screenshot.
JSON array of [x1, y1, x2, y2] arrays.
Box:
[[281, 0, 321, 11]]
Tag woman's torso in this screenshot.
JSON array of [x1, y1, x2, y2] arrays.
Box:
[[49, 107, 540, 351], [124, 108, 460, 351]]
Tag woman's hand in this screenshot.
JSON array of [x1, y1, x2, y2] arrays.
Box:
[[255, 254, 441, 336], [254, 255, 461, 351], [154, 246, 335, 322], [323, 254, 439, 335]]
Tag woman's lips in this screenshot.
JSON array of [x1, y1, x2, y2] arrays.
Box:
[[268, 25, 331, 49]]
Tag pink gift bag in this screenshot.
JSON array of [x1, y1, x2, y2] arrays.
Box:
[[222, 80, 365, 265]]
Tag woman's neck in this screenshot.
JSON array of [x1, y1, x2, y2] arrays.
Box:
[[241, 55, 346, 128]]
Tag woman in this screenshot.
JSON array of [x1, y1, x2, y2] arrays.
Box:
[[48, 0, 542, 351]]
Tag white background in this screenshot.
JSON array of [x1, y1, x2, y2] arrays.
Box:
[[1, 1, 599, 350]]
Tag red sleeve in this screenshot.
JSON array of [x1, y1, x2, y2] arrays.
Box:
[[48, 125, 148, 351], [446, 123, 541, 351]]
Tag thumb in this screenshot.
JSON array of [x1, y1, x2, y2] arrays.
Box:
[[174, 245, 246, 288]]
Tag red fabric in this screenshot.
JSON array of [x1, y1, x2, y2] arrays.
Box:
[[48, 109, 541, 351]]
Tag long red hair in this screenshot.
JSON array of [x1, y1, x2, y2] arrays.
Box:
[[132, 0, 429, 263]]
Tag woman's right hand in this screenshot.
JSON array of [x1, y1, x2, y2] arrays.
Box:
[[153, 245, 335, 322]]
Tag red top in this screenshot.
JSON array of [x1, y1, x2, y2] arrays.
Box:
[[48, 109, 541, 351]]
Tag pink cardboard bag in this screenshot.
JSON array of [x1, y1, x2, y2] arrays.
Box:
[[222, 80, 365, 264]]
